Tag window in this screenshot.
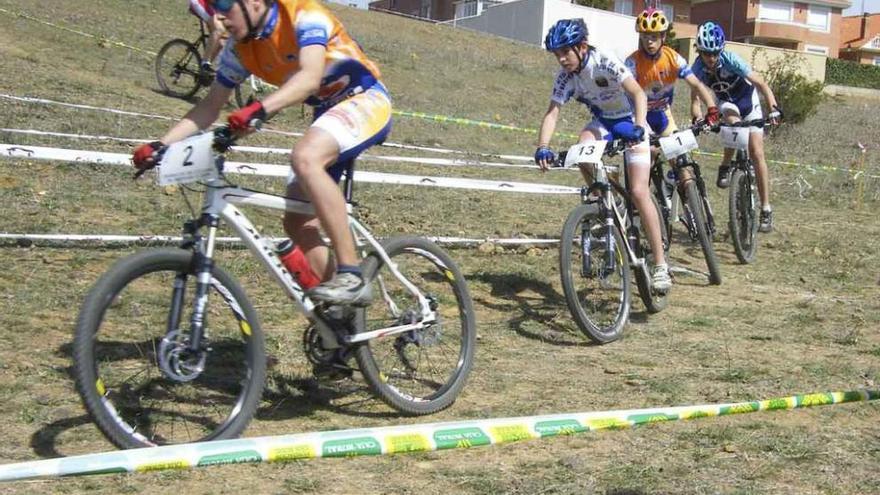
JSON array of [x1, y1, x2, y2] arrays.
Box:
[[871, 37, 880, 49], [613, 0, 632, 15], [455, 0, 479, 18], [658, 3, 674, 21], [806, 4, 830, 31], [758, 0, 792, 22], [874, 56, 880, 66], [804, 44, 828, 55]]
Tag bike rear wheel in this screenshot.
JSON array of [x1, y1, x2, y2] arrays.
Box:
[[356, 237, 476, 415], [683, 180, 722, 285], [73, 249, 266, 449], [559, 204, 631, 343], [155, 39, 203, 100], [728, 168, 758, 264], [633, 196, 669, 314]]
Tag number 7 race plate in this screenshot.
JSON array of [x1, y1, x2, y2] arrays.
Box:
[[658, 129, 698, 159], [564, 140, 608, 168], [719, 127, 750, 150], [158, 133, 218, 186]]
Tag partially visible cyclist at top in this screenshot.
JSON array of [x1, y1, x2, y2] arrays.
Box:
[[624, 8, 719, 139], [133, 0, 392, 306], [188, 0, 226, 72], [690, 21, 781, 232], [534, 18, 672, 293]]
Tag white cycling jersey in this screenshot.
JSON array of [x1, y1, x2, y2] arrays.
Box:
[[550, 47, 634, 121]]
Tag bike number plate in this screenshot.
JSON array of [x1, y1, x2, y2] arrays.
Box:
[[564, 141, 607, 168], [158, 133, 218, 186], [719, 127, 750, 150], [658, 129, 698, 159]]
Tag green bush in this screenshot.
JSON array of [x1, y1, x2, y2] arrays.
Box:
[[826, 57, 880, 90], [752, 48, 826, 125]]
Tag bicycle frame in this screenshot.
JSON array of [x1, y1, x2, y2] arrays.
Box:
[[176, 173, 437, 356]]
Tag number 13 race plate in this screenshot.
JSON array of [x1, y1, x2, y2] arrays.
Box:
[[158, 133, 218, 186], [564, 140, 608, 168], [659, 129, 698, 159]]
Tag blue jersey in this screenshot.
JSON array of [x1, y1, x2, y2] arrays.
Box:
[[691, 51, 755, 104]]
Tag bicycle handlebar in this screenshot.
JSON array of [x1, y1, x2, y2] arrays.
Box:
[[552, 138, 634, 168], [648, 119, 710, 147], [133, 124, 258, 179]]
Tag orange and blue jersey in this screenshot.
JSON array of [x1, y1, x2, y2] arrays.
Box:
[[624, 46, 692, 112], [215, 0, 385, 109]]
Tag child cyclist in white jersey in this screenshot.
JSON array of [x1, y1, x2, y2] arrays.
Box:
[[535, 18, 672, 293]]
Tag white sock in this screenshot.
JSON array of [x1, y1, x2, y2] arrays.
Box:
[[762, 205, 772, 213]]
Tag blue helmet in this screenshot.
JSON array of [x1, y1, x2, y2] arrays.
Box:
[[696, 21, 725, 53], [544, 19, 588, 51]]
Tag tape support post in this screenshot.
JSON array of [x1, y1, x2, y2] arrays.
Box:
[[0, 389, 875, 481]]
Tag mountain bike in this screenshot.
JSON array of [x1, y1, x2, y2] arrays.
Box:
[[73, 126, 476, 449], [555, 139, 669, 344], [713, 117, 772, 264], [648, 121, 721, 285], [154, 21, 269, 107]]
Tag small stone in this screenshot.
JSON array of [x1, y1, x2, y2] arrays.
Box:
[[477, 242, 495, 254], [722, 444, 737, 453]]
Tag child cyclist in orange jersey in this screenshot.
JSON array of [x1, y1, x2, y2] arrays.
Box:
[[625, 9, 719, 140], [133, 0, 392, 306], [690, 21, 782, 232], [535, 18, 672, 293]]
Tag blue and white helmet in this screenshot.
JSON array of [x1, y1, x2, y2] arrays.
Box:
[[696, 21, 726, 53], [544, 18, 588, 51]]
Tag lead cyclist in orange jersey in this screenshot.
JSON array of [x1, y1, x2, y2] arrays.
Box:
[[625, 9, 719, 141], [133, 0, 392, 306]]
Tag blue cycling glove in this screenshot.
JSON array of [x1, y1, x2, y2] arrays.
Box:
[[534, 146, 556, 165], [622, 125, 645, 144]]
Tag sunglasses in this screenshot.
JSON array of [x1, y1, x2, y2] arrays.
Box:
[[211, 0, 236, 13]]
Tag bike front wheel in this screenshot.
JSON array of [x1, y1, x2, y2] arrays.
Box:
[[559, 204, 631, 344], [356, 237, 476, 415], [683, 180, 722, 285], [728, 169, 758, 264], [155, 39, 203, 100], [73, 249, 266, 449], [633, 196, 669, 314]]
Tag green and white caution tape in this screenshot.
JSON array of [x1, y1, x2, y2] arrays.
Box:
[[0, 389, 875, 481], [0, 7, 157, 57]]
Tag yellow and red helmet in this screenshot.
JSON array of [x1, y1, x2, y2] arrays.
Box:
[[636, 8, 670, 34]]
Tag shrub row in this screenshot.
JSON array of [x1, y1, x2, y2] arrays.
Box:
[[826, 58, 880, 90]]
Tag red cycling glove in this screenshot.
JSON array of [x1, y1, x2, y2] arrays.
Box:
[[705, 106, 721, 127], [132, 141, 164, 170], [228, 100, 267, 132]]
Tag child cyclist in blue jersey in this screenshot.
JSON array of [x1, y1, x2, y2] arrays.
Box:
[[690, 21, 782, 232], [535, 18, 672, 293]]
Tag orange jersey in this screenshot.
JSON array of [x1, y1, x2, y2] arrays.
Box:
[[216, 0, 383, 107], [624, 46, 692, 111]]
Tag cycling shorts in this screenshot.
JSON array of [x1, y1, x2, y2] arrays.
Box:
[[718, 90, 763, 134], [287, 83, 392, 185], [584, 116, 650, 168], [647, 108, 678, 137]]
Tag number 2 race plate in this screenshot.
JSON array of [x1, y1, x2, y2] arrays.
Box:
[[158, 133, 218, 186]]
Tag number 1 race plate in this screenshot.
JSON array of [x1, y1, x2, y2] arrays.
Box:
[[564, 140, 608, 168], [658, 129, 698, 159], [719, 127, 750, 150], [158, 133, 218, 186]]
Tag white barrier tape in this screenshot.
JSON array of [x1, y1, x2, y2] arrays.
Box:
[[0, 144, 579, 195], [0, 389, 875, 481], [0, 233, 559, 247], [0, 128, 549, 171], [0, 93, 532, 160]]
